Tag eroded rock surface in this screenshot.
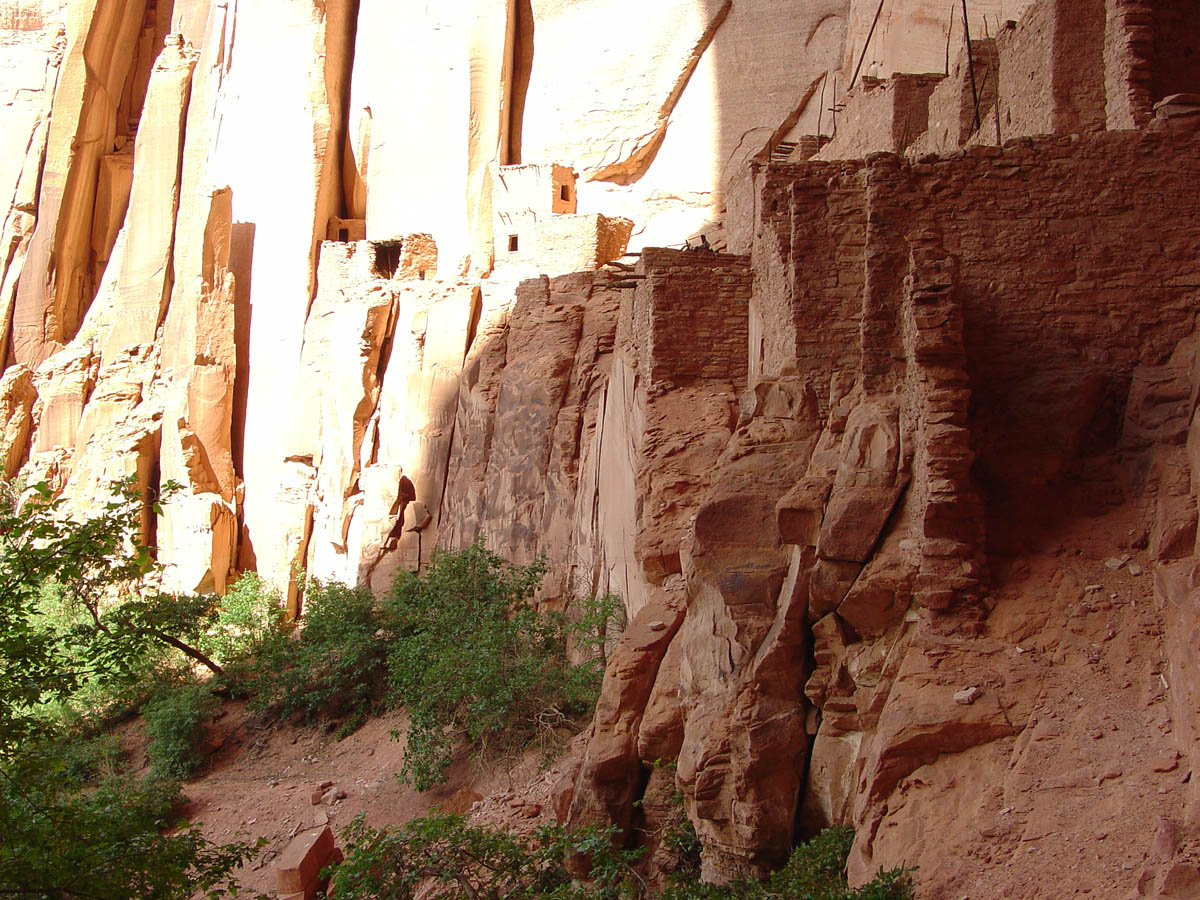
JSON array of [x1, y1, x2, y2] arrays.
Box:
[[1, 0, 1199, 897]]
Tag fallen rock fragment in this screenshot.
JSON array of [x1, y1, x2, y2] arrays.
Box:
[[953, 686, 982, 705], [276, 826, 343, 900]]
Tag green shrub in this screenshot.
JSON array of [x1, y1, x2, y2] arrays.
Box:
[[764, 827, 914, 900], [0, 753, 259, 900], [236, 544, 616, 787], [644, 763, 701, 878], [658, 826, 915, 900], [569, 591, 626, 665], [382, 543, 609, 790], [248, 580, 386, 722], [53, 731, 122, 784], [0, 477, 261, 899], [330, 814, 912, 900], [330, 812, 642, 900], [199, 571, 286, 682], [141, 683, 220, 780]]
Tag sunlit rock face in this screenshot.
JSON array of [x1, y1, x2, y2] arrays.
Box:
[[5, 0, 1200, 897], [0, 0, 855, 605]]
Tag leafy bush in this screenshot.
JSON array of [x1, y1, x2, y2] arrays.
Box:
[[0, 480, 156, 748], [142, 682, 221, 780], [330, 814, 912, 900], [383, 543, 608, 790], [0, 479, 261, 899], [54, 730, 122, 784], [238, 543, 616, 789], [330, 812, 642, 900], [642, 762, 701, 878], [199, 571, 286, 682], [0, 750, 259, 900], [658, 827, 915, 900], [568, 591, 625, 665], [248, 580, 386, 722]]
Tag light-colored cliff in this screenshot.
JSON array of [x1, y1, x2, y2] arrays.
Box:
[[1, 0, 1199, 896]]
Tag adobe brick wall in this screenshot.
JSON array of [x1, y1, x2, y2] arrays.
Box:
[[0, 2, 41, 30], [752, 161, 869, 391], [996, 0, 1056, 137], [1104, 0, 1155, 128], [1104, 0, 1200, 129], [996, 0, 1106, 139], [1050, 0, 1107, 132], [910, 40, 1000, 155]]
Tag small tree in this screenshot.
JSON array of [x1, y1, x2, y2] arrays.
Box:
[[0, 479, 260, 899]]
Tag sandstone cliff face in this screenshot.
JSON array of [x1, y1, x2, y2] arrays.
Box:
[[2, 0, 1200, 896]]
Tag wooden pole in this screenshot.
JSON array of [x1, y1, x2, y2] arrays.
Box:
[[849, 0, 888, 92]]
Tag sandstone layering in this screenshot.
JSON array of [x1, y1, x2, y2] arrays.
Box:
[[1, 0, 1199, 896]]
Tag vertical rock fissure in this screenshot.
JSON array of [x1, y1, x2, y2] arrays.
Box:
[[334, 0, 362, 219], [505, 0, 534, 166], [154, 49, 194, 334], [306, 0, 362, 311]]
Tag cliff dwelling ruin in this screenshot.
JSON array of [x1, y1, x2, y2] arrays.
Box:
[[0, 0, 1198, 895]]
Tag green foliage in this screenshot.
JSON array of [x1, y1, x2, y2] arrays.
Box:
[[330, 812, 642, 900], [0, 748, 260, 900], [383, 543, 607, 790], [0, 478, 262, 899], [761, 827, 914, 900], [646, 763, 700, 878], [248, 579, 385, 722], [657, 827, 915, 900], [330, 814, 911, 900], [570, 591, 626, 662], [238, 543, 615, 790], [0, 480, 156, 748], [142, 682, 221, 780], [201, 572, 286, 668], [38, 730, 122, 784]]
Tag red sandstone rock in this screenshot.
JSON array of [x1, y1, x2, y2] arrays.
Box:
[[566, 592, 685, 850], [0, 3, 1198, 898], [275, 825, 338, 898]]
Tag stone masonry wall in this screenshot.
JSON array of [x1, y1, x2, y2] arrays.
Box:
[[752, 161, 867, 388], [762, 127, 1200, 518], [815, 74, 943, 162], [1150, 0, 1200, 104], [909, 40, 1000, 155], [658, 116, 1200, 896], [1105, 0, 1157, 128], [630, 248, 751, 393], [995, 0, 1106, 139], [995, 0, 1056, 137]]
